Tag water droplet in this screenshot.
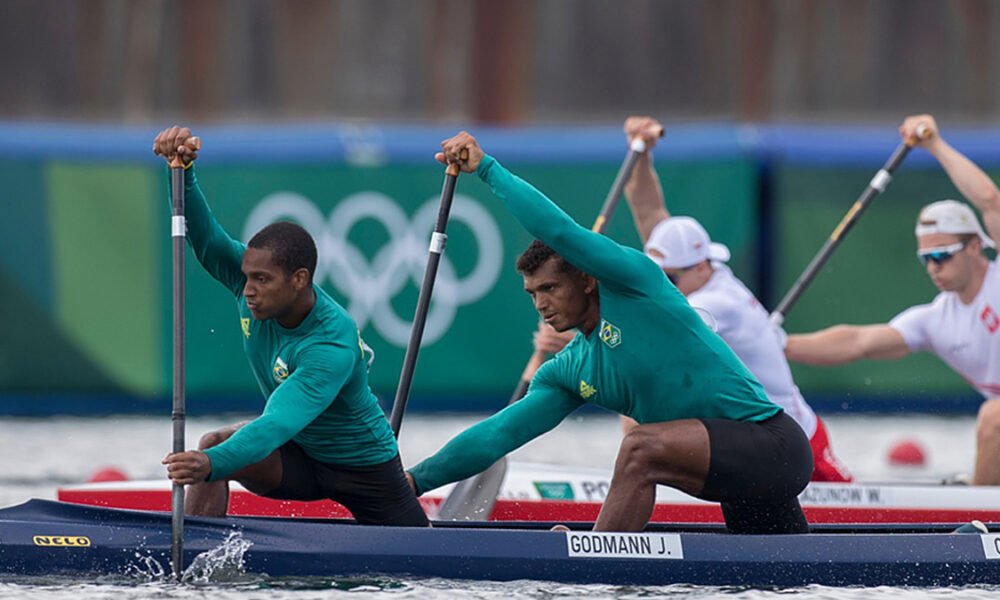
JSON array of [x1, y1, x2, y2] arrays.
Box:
[[183, 530, 253, 583]]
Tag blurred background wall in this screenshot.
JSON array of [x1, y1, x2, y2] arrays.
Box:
[[1, 0, 998, 416], [3, 0, 999, 124]]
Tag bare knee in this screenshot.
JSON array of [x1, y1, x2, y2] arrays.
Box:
[[976, 398, 1000, 445], [615, 427, 663, 482], [198, 428, 235, 451], [197, 421, 248, 450], [613, 421, 710, 494]]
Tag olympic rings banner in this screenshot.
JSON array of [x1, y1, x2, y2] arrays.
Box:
[[0, 156, 759, 413], [188, 161, 760, 409], [1, 123, 982, 415], [240, 189, 504, 348]]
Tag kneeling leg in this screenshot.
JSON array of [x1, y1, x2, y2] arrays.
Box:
[[595, 420, 710, 532]]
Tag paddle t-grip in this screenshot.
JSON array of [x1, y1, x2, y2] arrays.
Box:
[[445, 148, 471, 176], [168, 136, 202, 169]]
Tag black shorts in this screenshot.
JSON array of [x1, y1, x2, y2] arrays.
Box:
[[265, 442, 429, 527], [699, 411, 813, 534]]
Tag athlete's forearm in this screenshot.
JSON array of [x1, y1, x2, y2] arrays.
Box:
[[477, 155, 586, 252], [785, 326, 866, 365], [204, 348, 352, 480], [477, 155, 658, 290], [168, 167, 246, 294], [203, 398, 319, 482], [928, 139, 1000, 212], [409, 386, 580, 494], [926, 138, 1000, 241], [408, 419, 520, 495], [175, 168, 231, 259], [202, 418, 287, 482], [624, 153, 670, 245], [785, 324, 912, 365]]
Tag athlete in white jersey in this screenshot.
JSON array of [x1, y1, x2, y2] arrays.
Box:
[[890, 259, 1000, 398], [786, 114, 1000, 485], [532, 116, 852, 482]]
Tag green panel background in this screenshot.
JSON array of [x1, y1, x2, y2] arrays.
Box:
[[46, 163, 162, 395], [5, 152, 990, 411], [0, 262, 118, 392], [172, 159, 758, 404], [775, 165, 995, 397], [5, 150, 994, 412], [0, 160, 52, 310]]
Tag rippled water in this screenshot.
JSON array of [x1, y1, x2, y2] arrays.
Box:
[[0, 413, 995, 598], [5, 581, 1000, 600]]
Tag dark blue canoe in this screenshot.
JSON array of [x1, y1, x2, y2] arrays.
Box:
[[2, 499, 1000, 586]]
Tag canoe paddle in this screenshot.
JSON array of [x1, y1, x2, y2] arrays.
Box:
[[769, 124, 929, 326], [389, 149, 468, 437], [436, 130, 662, 521], [168, 136, 199, 581]]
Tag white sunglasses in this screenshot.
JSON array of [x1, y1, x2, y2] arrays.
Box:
[[917, 240, 968, 266]]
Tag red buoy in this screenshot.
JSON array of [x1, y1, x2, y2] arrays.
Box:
[[888, 440, 926, 466], [87, 467, 129, 483]]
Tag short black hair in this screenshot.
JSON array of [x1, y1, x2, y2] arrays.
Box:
[[248, 221, 318, 282], [515, 239, 583, 277]]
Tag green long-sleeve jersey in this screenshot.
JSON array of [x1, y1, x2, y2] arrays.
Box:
[[409, 155, 779, 494], [171, 167, 398, 481]]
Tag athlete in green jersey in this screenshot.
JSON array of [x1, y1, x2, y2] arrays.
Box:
[[409, 132, 813, 534], [155, 127, 427, 527]]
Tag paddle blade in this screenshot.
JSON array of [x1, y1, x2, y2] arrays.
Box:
[[435, 458, 509, 521]]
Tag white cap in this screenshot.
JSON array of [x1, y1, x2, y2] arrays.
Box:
[[644, 216, 731, 269], [915, 200, 995, 249]]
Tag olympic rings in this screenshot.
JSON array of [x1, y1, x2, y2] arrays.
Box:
[[242, 191, 503, 346]]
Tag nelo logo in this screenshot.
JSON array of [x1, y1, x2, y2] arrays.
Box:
[[33, 535, 91, 547]]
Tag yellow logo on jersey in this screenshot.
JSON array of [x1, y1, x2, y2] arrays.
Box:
[[579, 380, 597, 399], [273, 357, 289, 383], [241, 318, 251, 338]]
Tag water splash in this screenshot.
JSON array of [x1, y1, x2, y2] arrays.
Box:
[[123, 552, 166, 582], [182, 530, 254, 583]]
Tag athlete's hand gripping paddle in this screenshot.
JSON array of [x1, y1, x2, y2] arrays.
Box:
[[167, 135, 199, 581], [390, 148, 469, 437], [436, 127, 663, 521], [769, 123, 929, 326]]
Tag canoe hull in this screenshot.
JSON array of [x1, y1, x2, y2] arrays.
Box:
[[3, 499, 1000, 586]]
